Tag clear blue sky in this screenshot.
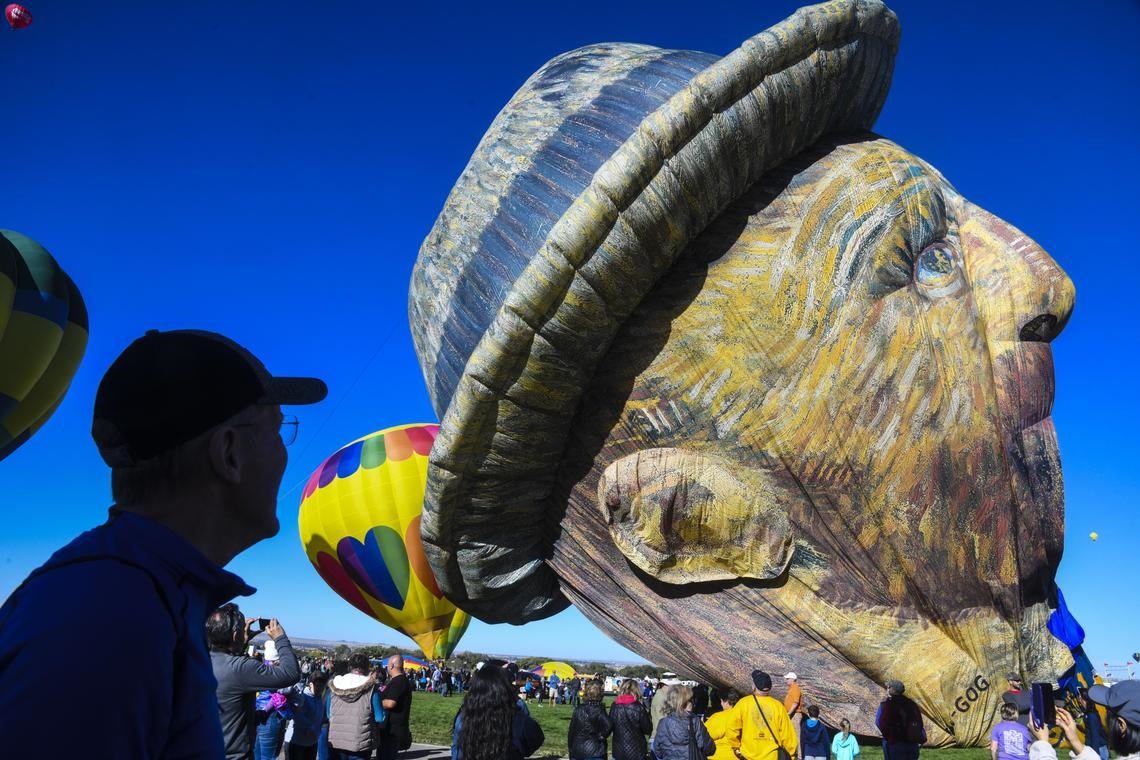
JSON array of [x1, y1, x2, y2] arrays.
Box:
[[2, 1, 1137, 668]]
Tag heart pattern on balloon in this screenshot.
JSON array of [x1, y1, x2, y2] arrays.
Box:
[[406, 515, 443, 598], [336, 526, 410, 610], [313, 551, 375, 617]]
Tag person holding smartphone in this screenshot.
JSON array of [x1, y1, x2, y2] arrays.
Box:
[[208, 604, 301, 760], [1027, 681, 1140, 760]]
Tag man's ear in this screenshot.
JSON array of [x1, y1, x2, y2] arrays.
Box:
[[207, 425, 243, 484], [596, 447, 797, 584]]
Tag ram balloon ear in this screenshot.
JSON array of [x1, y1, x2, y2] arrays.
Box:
[[597, 448, 796, 584]]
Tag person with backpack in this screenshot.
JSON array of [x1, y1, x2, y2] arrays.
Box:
[[875, 680, 926, 760]]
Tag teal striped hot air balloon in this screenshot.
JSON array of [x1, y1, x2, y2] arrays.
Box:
[[0, 231, 88, 463]]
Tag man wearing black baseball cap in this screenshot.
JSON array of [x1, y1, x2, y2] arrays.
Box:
[[0, 329, 327, 759], [1029, 681, 1140, 760], [1002, 672, 1031, 726], [727, 670, 798, 760]]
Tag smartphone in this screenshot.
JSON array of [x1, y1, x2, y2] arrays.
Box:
[[1031, 682, 1056, 727], [250, 618, 271, 633]]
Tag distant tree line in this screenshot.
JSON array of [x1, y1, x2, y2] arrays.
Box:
[[302, 643, 672, 679]]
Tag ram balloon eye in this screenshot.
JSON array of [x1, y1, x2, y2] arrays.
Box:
[[915, 242, 959, 287]]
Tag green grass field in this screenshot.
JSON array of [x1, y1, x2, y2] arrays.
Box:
[[407, 691, 994, 760]]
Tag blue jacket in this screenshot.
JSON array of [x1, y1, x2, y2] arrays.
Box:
[[800, 718, 831, 757], [0, 509, 253, 759], [289, 690, 325, 747]]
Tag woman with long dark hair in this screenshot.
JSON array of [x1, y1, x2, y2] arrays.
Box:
[[452, 665, 544, 760]]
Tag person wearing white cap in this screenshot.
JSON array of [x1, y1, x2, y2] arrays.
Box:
[[1029, 681, 1140, 760], [783, 674, 803, 721]]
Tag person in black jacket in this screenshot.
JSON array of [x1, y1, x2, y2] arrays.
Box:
[[569, 680, 614, 760], [692, 684, 710, 719], [610, 679, 652, 760], [875, 680, 925, 760]]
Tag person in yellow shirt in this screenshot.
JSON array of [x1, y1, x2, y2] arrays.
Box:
[[728, 671, 798, 760], [706, 689, 742, 760]]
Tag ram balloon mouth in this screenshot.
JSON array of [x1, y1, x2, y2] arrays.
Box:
[[993, 342, 1056, 433]]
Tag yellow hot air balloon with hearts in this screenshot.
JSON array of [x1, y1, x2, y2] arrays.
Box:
[[298, 423, 470, 659]]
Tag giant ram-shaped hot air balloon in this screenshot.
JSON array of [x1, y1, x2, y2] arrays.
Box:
[[409, 0, 1081, 746], [299, 423, 469, 659], [0, 230, 88, 463]]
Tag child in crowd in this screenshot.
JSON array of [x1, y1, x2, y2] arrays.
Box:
[[801, 705, 831, 760], [831, 718, 860, 760]]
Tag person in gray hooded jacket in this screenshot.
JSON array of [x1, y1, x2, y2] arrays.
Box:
[[207, 605, 301, 760]]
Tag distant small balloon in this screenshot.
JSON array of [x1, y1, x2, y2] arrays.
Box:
[[1133, 652, 1139, 663], [1089, 531, 1098, 542], [4, 4, 32, 30]]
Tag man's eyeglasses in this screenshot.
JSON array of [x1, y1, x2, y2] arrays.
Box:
[[279, 415, 299, 446], [235, 414, 299, 446]]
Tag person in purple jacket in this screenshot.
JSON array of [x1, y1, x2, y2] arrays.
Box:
[[0, 329, 326, 759]]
